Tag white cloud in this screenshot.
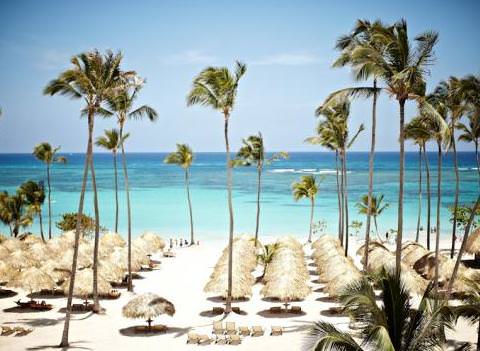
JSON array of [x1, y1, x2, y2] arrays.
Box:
[[160, 50, 217, 65], [250, 52, 322, 66]]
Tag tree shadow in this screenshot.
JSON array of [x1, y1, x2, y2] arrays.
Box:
[[206, 296, 250, 303], [320, 308, 348, 317], [308, 262, 316, 267], [119, 326, 191, 338], [57, 307, 92, 315], [27, 291, 65, 300], [313, 287, 324, 293], [26, 340, 92, 350], [315, 296, 337, 303], [3, 306, 52, 313], [12, 318, 61, 327], [0, 289, 18, 298], [257, 309, 306, 318]]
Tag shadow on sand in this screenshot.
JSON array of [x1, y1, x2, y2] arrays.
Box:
[[0, 289, 18, 299], [119, 326, 191, 338], [257, 309, 306, 318], [26, 340, 92, 351]]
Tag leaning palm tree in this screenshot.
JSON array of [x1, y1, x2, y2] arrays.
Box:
[[105, 78, 157, 292], [33, 142, 67, 239], [303, 271, 453, 351], [457, 112, 480, 185], [164, 144, 195, 245], [405, 117, 433, 244], [355, 193, 389, 242], [18, 181, 46, 242], [235, 133, 287, 245], [187, 61, 246, 313], [44, 49, 125, 346], [292, 175, 319, 243], [95, 129, 129, 233]]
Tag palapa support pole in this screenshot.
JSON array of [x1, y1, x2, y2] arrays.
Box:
[[147, 318, 152, 330]]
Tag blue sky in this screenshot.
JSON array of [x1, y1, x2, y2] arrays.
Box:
[[0, 0, 479, 153]]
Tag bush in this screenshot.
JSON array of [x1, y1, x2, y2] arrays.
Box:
[[56, 212, 103, 238]]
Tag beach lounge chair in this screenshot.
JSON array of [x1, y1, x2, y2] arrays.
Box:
[[228, 334, 241, 345], [212, 321, 225, 336], [14, 326, 33, 336], [290, 306, 302, 314], [238, 326, 250, 336], [186, 332, 200, 344], [251, 326, 264, 337], [1, 326, 14, 336], [198, 334, 213, 345], [215, 336, 227, 344], [225, 322, 236, 335], [270, 306, 282, 314], [271, 326, 283, 336]]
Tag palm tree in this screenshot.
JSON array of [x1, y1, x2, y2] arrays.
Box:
[[303, 271, 452, 351], [235, 133, 287, 245], [457, 113, 480, 185], [164, 144, 195, 245], [292, 175, 319, 243], [0, 192, 12, 235], [44, 49, 125, 345], [105, 78, 158, 293], [405, 116, 432, 244], [187, 61, 247, 313], [256, 243, 279, 282], [95, 129, 129, 233], [33, 142, 67, 239], [355, 193, 389, 241], [0, 191, 33, 237], [18, 181, 46, 241]]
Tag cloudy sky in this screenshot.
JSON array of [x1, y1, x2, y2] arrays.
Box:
[[0, 0, 479, 152]]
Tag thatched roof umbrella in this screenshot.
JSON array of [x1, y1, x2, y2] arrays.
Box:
[[0, 245, 10, 260], [140, 232, 166, 252], [41, 260, 70, 283], [57, 245, 93, 271], [21, 234, 42, 245], [100, 232, 126, 249], [356, 241, 389, 257], [7, 267, 56, 299], [109, 247, 142, 272], [7, 250, 36, 270], [61, 268, 112, 306], [465, 227, 480, 256], [99, 260, 125, 283], [324, 270, 362, 297], [122, 293, 175, 329], [261, 275, 311, 308], [204, 268, 254, 299], [2, 238, 25, 252], [0, 260, 16, 284], [403, 245, 430, 267]]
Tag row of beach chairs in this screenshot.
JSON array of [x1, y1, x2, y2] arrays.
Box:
[[1, 325, 33, 336], [187, 324, 283, 345]]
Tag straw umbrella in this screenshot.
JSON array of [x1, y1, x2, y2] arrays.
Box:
[[100, 232, 126, 249], [261, 275, 311, 309], [7, 267, 56, 299], [403, 245, 430, 267], [7, 249, 36, 270], [465, 227, 480, 258], [61, 268, 112, 306], [140, 232, 166, 251], [0, 245, 10, 260], [122, 293, 175, 329]]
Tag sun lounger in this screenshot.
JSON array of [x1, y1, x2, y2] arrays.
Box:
[[271, 326, 283, 336], [198, 334, 213, 345], [163, 250, 176, 257], [251, 326, 264, 337], [212, 321, 225, 336], [225, 322, 236, 335], [134, 325, 167, 333], [186, 332, 200, 344], [14, 326, 33, 336], [238, 326, 250, 336], [1, 326, 14, 336], [270, 306, 282, 314], [215, 336, 227, 344], [228, 334, 241, 345], [290, 306, 302, 314]]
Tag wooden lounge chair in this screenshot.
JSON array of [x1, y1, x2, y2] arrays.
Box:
[[212, 321, 225, 336], [225, 322, 236, 335], [31, 301, 53, 311], [271, 326, 283, 336], [290, 306, 302, 314], [215, 336, 227, 344], [163, 250, 176, 257], [251, 326, 264, 337], [186, 332, 200, 344], [212, 306, 224, 315], [228, 334, 241, 345], [198, 334, 213, 345], [1, 326, 14, 336], [238, 326, 250, 336], [270, 306, 282, 314], [14, 326, 33, 336]]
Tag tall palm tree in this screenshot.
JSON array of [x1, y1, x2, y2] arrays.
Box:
[[33, 142, 67, 239], [105, 78, 157, 292], [0, 192, 12, 235], [292, 175, 319, 243], [457, 114, 480, 184], [44, 49, 125, 346], [355, 193, 389, 241], [95, 129, 129, 233], [0, 191, 33, 237], [432, 77, 468, 259], [235, 133, 287, 245], [164, 144, 195, 245], [187, 61, 247, 313], [405, 116, 432, 244], [303, 271, 452, 351], [18, 181, 46, 241]]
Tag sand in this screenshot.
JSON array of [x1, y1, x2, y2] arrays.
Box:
[[0, 235, 477, 350]]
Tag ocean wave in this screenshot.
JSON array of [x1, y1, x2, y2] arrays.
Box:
[[269, 168, 352, 175], [269, 168, 296, 173], [459, 167, 478, 171]]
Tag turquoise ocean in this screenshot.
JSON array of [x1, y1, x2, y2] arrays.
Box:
[[0, 152, 478, 241]]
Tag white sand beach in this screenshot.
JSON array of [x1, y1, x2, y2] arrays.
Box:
[[0, 234, 477, 351]]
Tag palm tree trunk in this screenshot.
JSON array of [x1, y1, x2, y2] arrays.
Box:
[[60, 111, 92, 347], [374, 216, 381, 241], [446, 195, 480, 297], [450, 128, 459, 259], [364, 79, 377, 270], [254, 163, 262, 246], [308, 198, 314, 243], [119, 123, 133, 292], [39, 210, 45, 242], [396, 99, 406, 275], [343, 149, 349, 257], [224, 113, 234, 314], [433, 141, 442, 299], [47, 164, 52, 239], [415, 146, 422, 242], [335, 151, 343, 244], [89, 148, 101, 313], [113, 151, 119, 233], [475, 141, 480, 186], [339, 151, 345, 247], [185, 168, 194, 245], [423, 144, 432, 250]]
